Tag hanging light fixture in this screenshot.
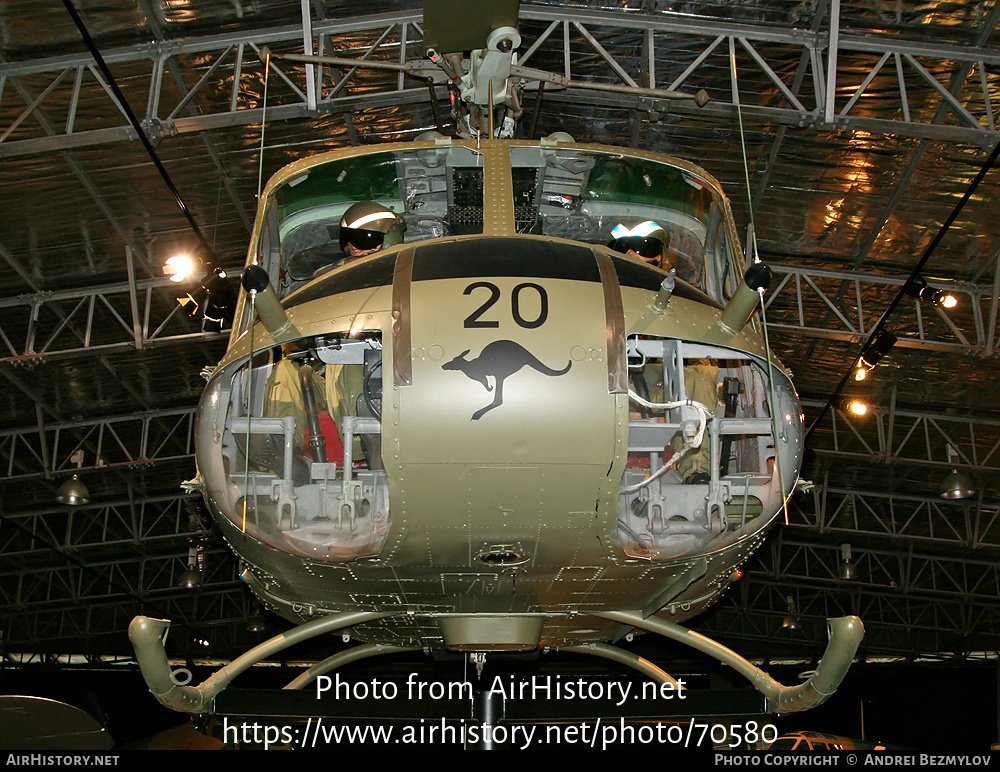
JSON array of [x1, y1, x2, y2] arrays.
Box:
[[56, 474, 90, 506], [246, 604, 267, 633], [839, 543, 858, 581], [782, 596, 800, 630], [940, 470, 976, 500], [940, 444, 976, 500], [179, 545, 204, 589], [56, 450, 90, 506]]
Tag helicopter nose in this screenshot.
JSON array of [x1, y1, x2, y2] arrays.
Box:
[[383, 238, 626, 567], [392, 239, 623, 467]]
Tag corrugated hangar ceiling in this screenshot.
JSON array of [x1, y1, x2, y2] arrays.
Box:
[[2, 0, 1000, 670]]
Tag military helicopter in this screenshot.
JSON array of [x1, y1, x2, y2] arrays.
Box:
[[130, 0, 862, 717]]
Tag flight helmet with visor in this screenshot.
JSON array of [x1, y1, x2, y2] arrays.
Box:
[[607, 220, 667, 265], [339, 201, 405, 256]]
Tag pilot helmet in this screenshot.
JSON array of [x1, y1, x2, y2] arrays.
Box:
[[339, 201, 405, 255], [607, 220, 667, 264]]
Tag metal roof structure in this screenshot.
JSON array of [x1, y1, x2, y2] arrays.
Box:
[[3, 0, 1000, 672]]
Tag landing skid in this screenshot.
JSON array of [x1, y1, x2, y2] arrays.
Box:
[[595, 611, 864, 714], [129, 612, 862, 716], [128, 611, 388, 713]]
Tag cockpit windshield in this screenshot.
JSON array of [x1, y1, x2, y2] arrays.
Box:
[[508, 146, 740, 302], [252, 141, 741, 304], [259, 145, 486, 298]]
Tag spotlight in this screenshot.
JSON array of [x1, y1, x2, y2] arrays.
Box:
[[175, 268, 236, 331], [177, 287, 206, 318], [844, 399, 868, 417], [163, 254, 201, 283], [904, 275, 958, 308], [201, 268, 237, 332], [857, 330, 896, 375]]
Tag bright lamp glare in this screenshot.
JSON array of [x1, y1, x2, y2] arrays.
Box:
[[164, 254, 198, 283], [854, 366, 867, 381], [847, 400, 868, 416], [940, 294, 958, 309]]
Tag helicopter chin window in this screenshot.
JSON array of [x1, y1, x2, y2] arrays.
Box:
[[198, 334, 390, 562], [617, 336, 801, 562]]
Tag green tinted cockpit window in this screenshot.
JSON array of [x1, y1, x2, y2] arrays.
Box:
[[260, 146, 484, 299], [276, 154, 400, 220], [585, 154, 713, 224], [508, 146, 742, 304]]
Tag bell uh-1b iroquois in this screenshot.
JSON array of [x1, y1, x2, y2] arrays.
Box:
[[129, 0, 863, 716]]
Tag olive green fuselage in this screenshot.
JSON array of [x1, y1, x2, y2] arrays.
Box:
[[197, 139, 801, 651]]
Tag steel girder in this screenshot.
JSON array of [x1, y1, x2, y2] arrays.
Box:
[[766, 260, 1000, 358], [758, 535, 1000, 603], [791, 478, 1000, 550], [4, 484, 1000, 657], [0, 494, 206, 557], [803, 398, 1000, 476], [2, 482, 992, 558], [0, 274, 225, 365], [4, 488, 999, 648], [1, 5, 1000, 159], [693, 528, 1000, 657], [0, 407, 197, 481], [0, 547, 237, 614]]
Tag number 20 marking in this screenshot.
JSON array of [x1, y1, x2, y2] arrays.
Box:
[[463, 281, 548, 329]]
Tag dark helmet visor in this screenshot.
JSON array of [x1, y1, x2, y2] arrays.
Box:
[[607, 236, 663, 258], [340, 227, 385, 252]]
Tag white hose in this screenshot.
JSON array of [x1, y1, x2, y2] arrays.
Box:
[[621, 392, 715, 494]]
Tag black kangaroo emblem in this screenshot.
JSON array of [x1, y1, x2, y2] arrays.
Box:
[[442, 340, 572, 420]]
